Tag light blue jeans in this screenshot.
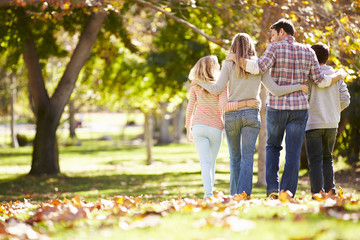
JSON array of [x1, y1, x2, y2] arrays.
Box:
[[192, 124, 223, 199], [225, 109, 260, 196]]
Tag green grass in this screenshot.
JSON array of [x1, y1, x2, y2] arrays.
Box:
[[0, 139, 233, 202], [0, 124, 359, 240], [0, 138, 307, 202]]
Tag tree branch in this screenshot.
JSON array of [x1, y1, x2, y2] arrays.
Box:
[[132, 0, 229, 49], [18, 8, 50, 112], [0, 0, 13, 7], [51, 11, 108, 119]]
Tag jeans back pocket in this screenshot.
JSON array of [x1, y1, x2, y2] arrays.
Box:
[[225, 112, 238, 132]]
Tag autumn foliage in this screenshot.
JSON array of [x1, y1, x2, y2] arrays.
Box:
[[0, 189, 359, 239]]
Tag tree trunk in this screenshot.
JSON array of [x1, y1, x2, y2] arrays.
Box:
[[30, 104, 60, 175], [257, 85, 267, 186], [255, 4, 284, 186], [19, 9, 108, 175], [69, 100, 76, 138], [172, 102, 185, 143], [158, 103, 171, 144], [144, 111, 153, 165], [10, 73, 19, 148]]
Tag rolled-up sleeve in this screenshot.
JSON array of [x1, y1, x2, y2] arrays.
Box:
[[316, 75, 332, 88]]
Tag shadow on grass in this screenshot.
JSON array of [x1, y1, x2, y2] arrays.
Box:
[[0, 171, 213, 203], [0, 169, 277, 202], [59, 144, 142, 155], [0, 152, 32, 158]]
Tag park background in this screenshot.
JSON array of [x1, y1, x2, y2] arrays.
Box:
[[0, 0, 359, 239]]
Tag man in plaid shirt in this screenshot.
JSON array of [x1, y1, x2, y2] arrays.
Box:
[[228, 19, 346, 197]]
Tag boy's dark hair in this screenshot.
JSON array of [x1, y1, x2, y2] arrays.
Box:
[[311, 43, 329, 64], [270, 19, 295, 36]]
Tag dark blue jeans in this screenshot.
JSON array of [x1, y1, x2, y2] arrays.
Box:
[[305, 128, 337, 194], [266, 107, 308, 197], [225, 109, 260, 196]]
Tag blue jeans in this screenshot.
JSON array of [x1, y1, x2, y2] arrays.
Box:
[[266, 107, 308, 197], [192, 124, 223, 199], [305, 128, 337, 194], [225, 109, 260, 196]]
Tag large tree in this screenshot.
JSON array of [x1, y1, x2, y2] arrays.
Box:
[[0, 1, 110, 175], [23, 10, 107, 175]]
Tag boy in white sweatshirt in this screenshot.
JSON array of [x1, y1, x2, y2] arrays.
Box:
[[305, 43, 351, 195]]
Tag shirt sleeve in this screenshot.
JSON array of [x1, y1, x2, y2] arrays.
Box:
[[257, 44, 277, 74], [318, 68, 348, 88], [197, 61, 231, 95], [218, 87, 242, 112], [338, 79, 351, 110], [185, 87, 196, 128], [261, 71, 301, 96], [316, 75, 332, 88], [245, 59, 260, 74]]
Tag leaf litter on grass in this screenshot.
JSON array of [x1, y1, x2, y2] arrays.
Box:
[[0, 189, 359, 239]]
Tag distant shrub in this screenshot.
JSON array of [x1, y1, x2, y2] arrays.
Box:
[[16, 134, 33, 146]]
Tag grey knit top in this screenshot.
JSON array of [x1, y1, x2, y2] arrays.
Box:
[[306, 65, 350, 131]]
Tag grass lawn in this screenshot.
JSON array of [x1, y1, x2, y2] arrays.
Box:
[[0, 116, 359, 239], [0, 138, 238, 202]]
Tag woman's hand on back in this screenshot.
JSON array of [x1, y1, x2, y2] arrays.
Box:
[[190, 79, 198, 87], [300, 84, 309, 94], [225, 53, 236, 62], [247, 99, 260, 108]]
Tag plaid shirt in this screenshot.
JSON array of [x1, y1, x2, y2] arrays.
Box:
[[258, 36, 324, 110]]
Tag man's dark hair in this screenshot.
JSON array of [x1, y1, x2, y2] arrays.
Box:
[[270, 19, 295, 36], [311, 43, 329, 64]]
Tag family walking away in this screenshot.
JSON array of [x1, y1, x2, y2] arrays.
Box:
[[185, 18, 349, 200]]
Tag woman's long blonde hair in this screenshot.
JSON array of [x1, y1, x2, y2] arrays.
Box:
[[230, 33, 257, 78], [188, 55, 220, 95]]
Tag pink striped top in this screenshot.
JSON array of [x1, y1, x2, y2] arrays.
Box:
[[185, 86, 242, 130]]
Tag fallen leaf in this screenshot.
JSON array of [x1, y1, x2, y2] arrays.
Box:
[[338, 187, 344, 199], [279, 190, 294, 203]]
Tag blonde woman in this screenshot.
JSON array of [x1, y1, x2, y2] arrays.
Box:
[[198, 33, 308, 196], [185, 55, 259, 199]]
